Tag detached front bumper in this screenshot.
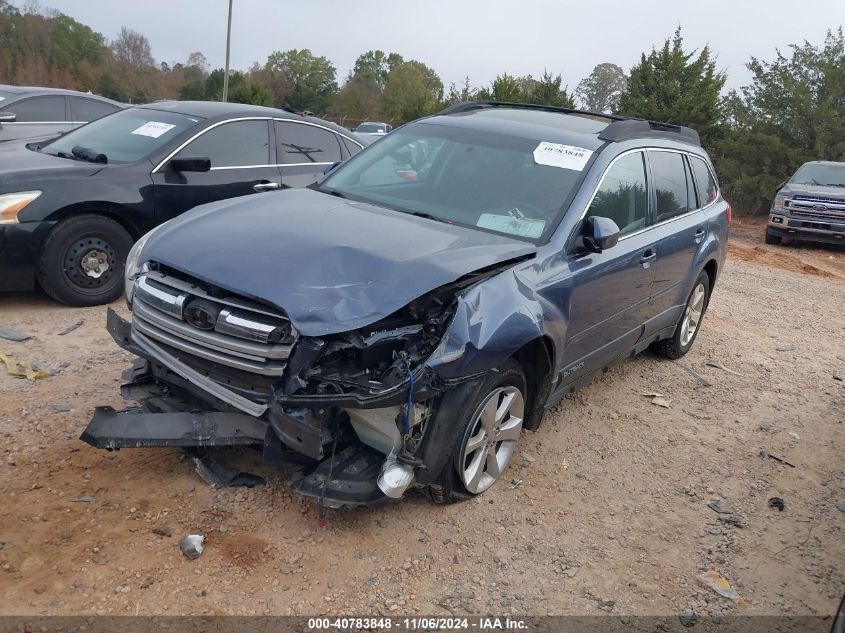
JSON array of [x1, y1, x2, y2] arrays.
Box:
[[81, 309, 441, 506]]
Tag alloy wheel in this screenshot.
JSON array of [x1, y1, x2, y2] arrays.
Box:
[[680, 283, 706, 347]]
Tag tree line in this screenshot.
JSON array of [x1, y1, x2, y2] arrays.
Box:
[[0, 1, 842, 214]]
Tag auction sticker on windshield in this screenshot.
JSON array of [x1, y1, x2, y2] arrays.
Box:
[[131, 121, 176, 138], [533, 142, 592, 170], [477, 213, 545, 238]]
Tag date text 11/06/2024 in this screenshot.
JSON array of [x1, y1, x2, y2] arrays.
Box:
[[307, 617, 529, 630]]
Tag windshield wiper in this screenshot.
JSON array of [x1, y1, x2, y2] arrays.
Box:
[[71, 145, 108, 164], [822, 183, 845, 188]]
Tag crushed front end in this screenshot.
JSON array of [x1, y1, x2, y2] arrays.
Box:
[[83, 263, 487, 507]]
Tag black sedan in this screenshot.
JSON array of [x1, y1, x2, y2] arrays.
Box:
[[0, 101, 364, 305]]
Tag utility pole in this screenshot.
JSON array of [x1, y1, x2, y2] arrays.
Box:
[[222, 0, 233, 102]]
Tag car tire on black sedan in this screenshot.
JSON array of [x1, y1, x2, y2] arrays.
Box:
[[37, 214, 134, 307], [424, 358, 527, 504]]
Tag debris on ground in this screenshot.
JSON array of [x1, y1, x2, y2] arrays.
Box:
[[678, 363, 713, 387], [57, 320, 84, 336], [697, 569, 739, 599], [584, 591, 615, 612], [0, 352, 48, 381], [53, 404, 71, 413], [642, 392, 672, 408], [836, 502, 845, 513], [707, 500, 734, 514], [718, 514, 747, 528], [152, 526, 172, 537], [192, 452, 266, 488], [834, 372, 843, 382], [775, 343, 796, 352], [759, 451, 795, 468], [69, 496, 95, 503], [787, 431, 800, 441], [0, 327, 31, 342], [706, 359, 741, 375], [179, 534, 204, 559], [768, 497, 785, 511], [678, 611, 698, 628]]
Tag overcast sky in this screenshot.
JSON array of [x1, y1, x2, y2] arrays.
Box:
[[30, 0, 845, 92]]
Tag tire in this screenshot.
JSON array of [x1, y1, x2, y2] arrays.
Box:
[[37, 214, 134, 307], [653, 270, 711, 360], [765, 229, 782, 245], [424, 358, 527, 504]]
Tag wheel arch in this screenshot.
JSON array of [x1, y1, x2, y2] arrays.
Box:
[[511, 335, 556, 432], [44, 202, 146, 242], [702, 258, 718, 308]]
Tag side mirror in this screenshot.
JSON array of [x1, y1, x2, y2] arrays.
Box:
[[0, 112, 16, 124], [580, 216, 620, 253], [168, 157, 211, 172]]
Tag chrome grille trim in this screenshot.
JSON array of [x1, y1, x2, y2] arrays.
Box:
[[792, 195, 845, 209], [131, 270, 295, 379], [789, 208, 845, 223], [133, 315, 287, 376]]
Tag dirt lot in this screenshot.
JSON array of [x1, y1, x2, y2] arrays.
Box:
[[0, 217, 843, 618]]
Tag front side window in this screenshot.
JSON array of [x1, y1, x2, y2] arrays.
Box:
[[275, 121, 343, 164], [41, 107, 198, 164], [322, 122, 590, 241], [650, 151, 694, 222], [583, 151, 649, 237], [690, 156, 718, 206], [177, 120, 270, 168], [6, 95, 66, 122]]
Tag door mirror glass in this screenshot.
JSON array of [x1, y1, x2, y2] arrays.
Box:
[[0, 112, 16, 123], [581, 216, 620, 253], [169, 157, 211, 172]]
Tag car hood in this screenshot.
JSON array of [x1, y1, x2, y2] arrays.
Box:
[[782, 183, 845, 199], [142, 188, 535, 336], [0, 141, 104, 188]]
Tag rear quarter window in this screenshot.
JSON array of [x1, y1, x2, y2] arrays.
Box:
[[690, 156, 719, 206]]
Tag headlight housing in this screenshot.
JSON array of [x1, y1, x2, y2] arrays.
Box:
[[772, 194, 790, 212], [0, 191, 41, 224], [124, 229, 156, 307]]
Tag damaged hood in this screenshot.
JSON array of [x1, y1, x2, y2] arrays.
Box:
[[141, 188, 535, 336]]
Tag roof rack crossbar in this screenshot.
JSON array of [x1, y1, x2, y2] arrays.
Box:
[[437, 101, 701, 146]]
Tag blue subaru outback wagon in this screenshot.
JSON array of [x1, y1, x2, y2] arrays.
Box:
[[84, 101, 730, 507]]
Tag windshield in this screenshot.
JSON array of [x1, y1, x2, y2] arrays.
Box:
[[356, 123, 386, 133], [40, 108, 200, 164], [322, 122, 588, 241], [790, 163, 845, 188]]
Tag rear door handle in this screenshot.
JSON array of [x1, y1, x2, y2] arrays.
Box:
[[694, 227, 705, 244], [640, 249, 657, 268], [253, 182, 280, 192]]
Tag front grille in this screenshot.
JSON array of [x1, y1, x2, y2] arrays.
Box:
[[789, 207, 845, 224], [132, 269, 295, 380], [792, 195, 845, 208]]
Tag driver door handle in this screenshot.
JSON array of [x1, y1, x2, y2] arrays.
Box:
[[253, 182, 280, 192]]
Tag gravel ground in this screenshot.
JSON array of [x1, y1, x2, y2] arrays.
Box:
[[0, 223, 843, 617]]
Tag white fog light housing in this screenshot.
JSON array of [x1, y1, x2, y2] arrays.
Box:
[[0, 191, 41, 224]]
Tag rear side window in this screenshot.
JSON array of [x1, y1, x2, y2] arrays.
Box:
[[690, 156, 718, 206], [650, 151, 694, 222], [71, 97, 120, 122], [584, 151, 649, 237], [6, 96, 66, 122], [177, 120, 270, 168], [275, 121, 343, 164]]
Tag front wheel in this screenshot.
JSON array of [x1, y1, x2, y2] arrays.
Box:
[[652, 270, 711, 360], [424, 358, 527, 504], [37, 214, 134, 306], [765, 229, 782, 245]]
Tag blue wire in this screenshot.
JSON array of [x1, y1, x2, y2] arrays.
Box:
[[404, 363, 414, 434]]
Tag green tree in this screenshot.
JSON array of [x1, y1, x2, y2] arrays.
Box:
[[264, 48, 337, 113], [352, 49, 403, 87], [528, 70, 576, 107], [617, 27, 726, 146], [717, 29, 845, 213], [332, 74, 382, 125], [206, 68, 245, 101], [576, 63, 627, 112], [381, 61, 443, 123], [228, 81, 273, 106]]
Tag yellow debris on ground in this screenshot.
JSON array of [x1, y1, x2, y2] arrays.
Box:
[[0, 352, 49, 381]]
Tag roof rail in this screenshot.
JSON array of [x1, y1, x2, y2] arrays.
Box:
[[437, 100, 701, 146], [598, 118, 700, 146]]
